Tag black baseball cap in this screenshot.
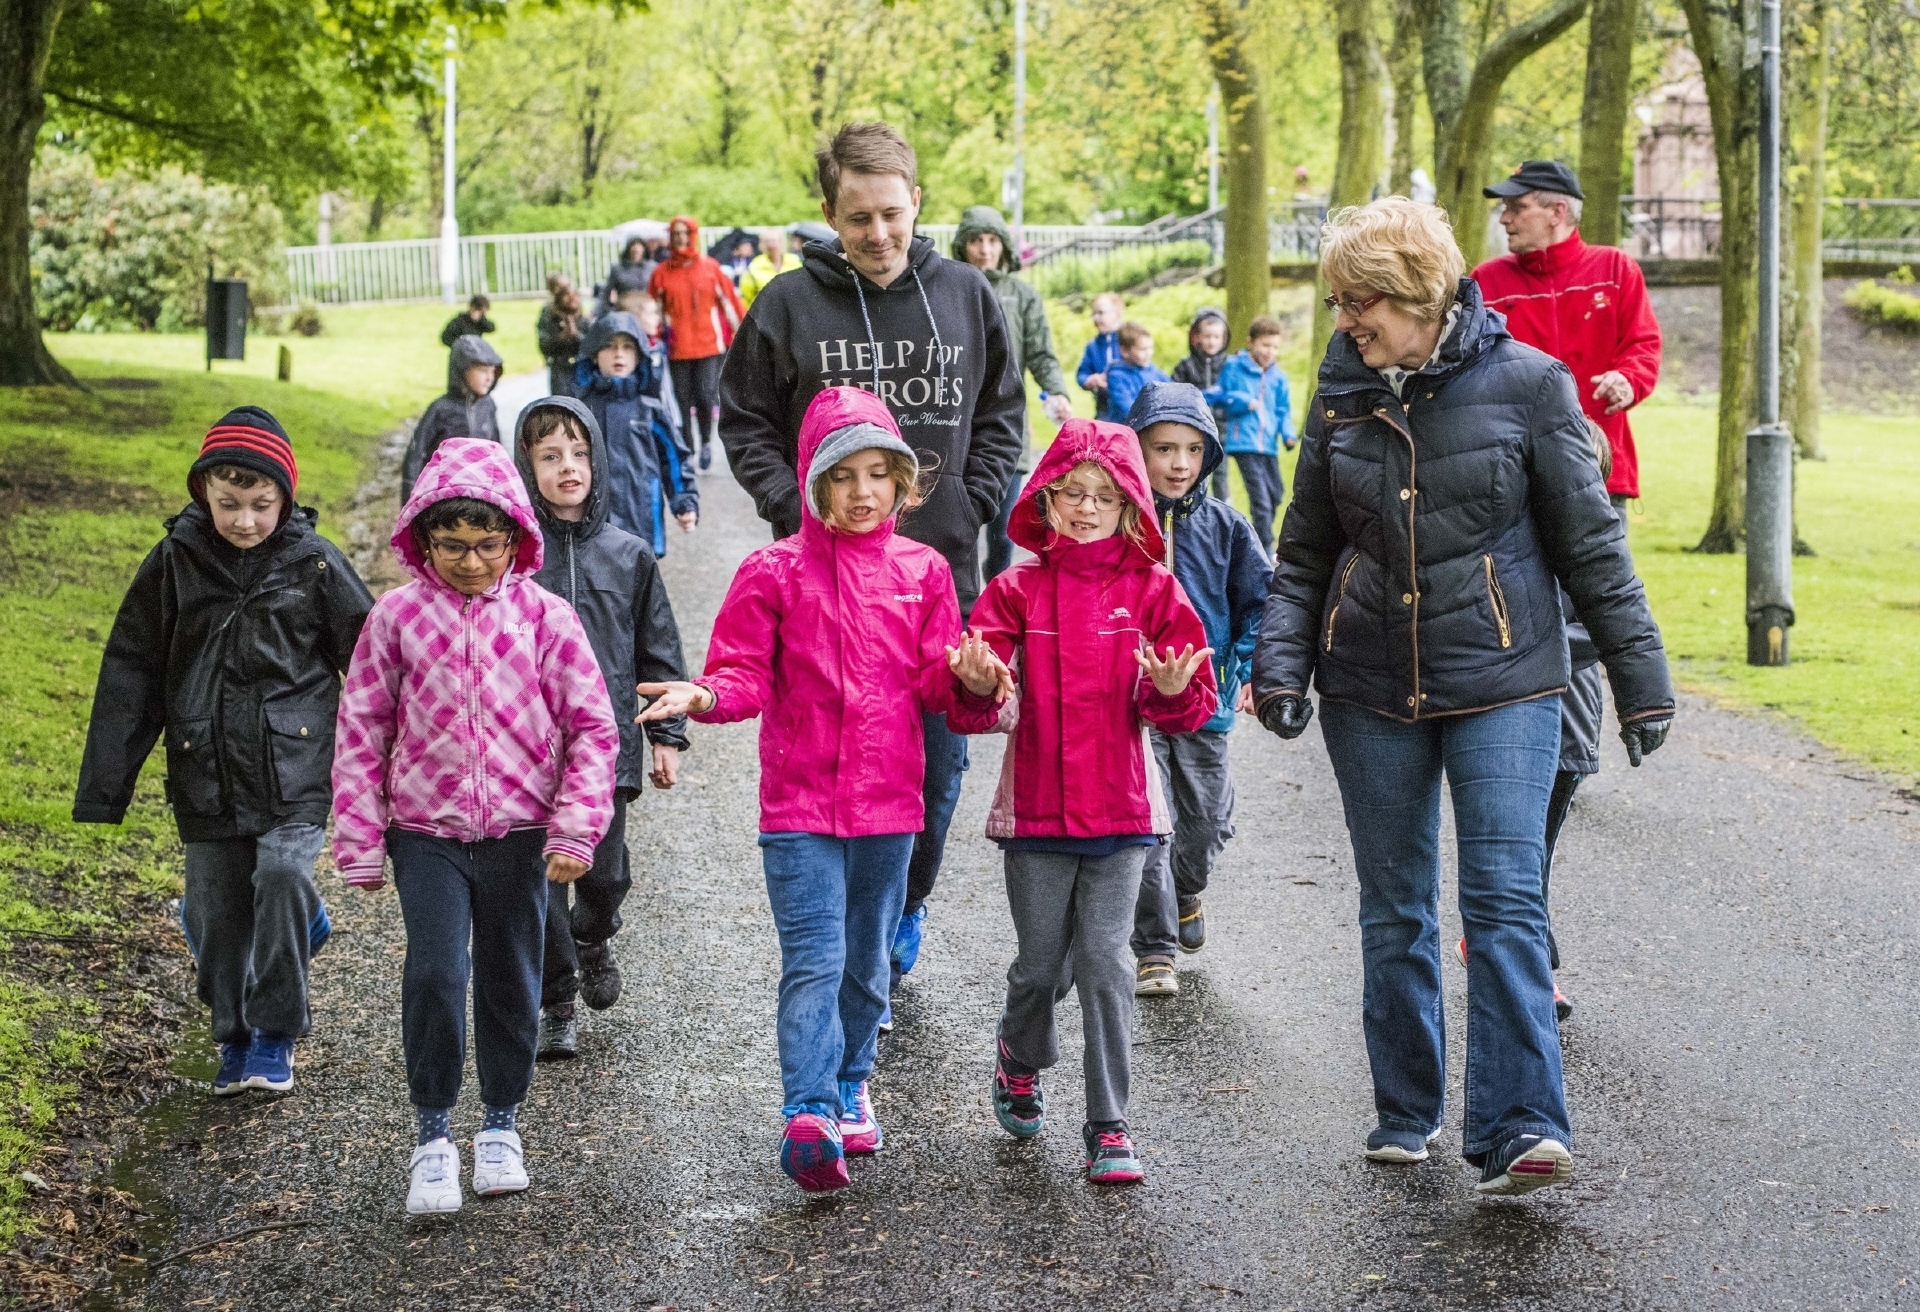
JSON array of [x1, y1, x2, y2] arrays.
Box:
[[1483, 160, 1584, 201]]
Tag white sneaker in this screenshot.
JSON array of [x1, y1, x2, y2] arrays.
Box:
[[471, 1128, 529, 1196], [406, 1139, 462, 1214]]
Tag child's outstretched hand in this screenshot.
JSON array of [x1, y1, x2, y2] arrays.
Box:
[[1136, 642, 1215, 697], [947, 630, 1015, 702], [636, 680, 715, 720], [547, 853, 590, 884]]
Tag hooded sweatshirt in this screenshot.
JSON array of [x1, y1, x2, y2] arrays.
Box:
[[330, 438, 619, 882], [404, 334, 504, 504], [719, 233, 1025, 613], [950, 206, 1069, 466], [1171, 306, 1230, 395], [576, 311, 697, 555], [1127, 382, 1269, 734], [949, 420, 1218, 839], [691, 387, 964, 837], [513, 396, 692, 796], [647, 216, 745, 361]]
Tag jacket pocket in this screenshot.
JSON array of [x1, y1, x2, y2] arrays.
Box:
[[1483, 556, 1513, 650], [265, 706, 334, 806], [1324, 554, 1360, 653], [164, 717, 223, 816]]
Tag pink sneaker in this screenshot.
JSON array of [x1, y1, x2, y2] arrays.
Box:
[[779, 1113, 849, 1192], [838, 1081, 883, 1155]]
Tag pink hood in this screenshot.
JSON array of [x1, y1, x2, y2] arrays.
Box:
[[692, 386, 962, 836], [331, 439, 617, 880], [1009, 418, 1167, 565]]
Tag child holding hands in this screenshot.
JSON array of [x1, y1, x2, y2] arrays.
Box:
[[639, 387, 961, 1194], [947, 419, 1217, 1185], [331, 438, 619, 1215]]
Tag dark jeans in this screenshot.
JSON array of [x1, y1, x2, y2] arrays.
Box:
[[1318, 695, 1568, 1159], [1131, 728, 1235, 959], [541, 795, 630, 1008], [389, 827, 549, 1112], [984, 469, 1026, 582], [1541, 769, 1582, 971], [669, 355, 724, 456], [760, 831, 913, 1119], [904, 711, 969, 912], [182, 823, 325, 1045], [1233, 452, 1283, 556]]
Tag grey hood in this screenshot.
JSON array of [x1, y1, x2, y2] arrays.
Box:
[[448, 333, 503, 399], [514, 394, 611, 539], [579, 310, 644, 364]]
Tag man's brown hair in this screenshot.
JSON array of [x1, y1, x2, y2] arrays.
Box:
[[1117, 321, 1153, 351], [1247, 315, 1283, 341], [817, 121, 917, 211]]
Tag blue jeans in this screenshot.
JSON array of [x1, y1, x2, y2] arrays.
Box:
[[984, 469, 1025, 582], [759, 832, 913, 1119], [1318, 696, 1568, 1160], [904, 712, 969, 911], [1233, 452, 1284, 556]]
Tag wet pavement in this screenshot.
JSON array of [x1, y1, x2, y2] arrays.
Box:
[[101, 461, 1920, 1309]]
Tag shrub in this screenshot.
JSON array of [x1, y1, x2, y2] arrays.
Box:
[[289, 303, 324, 337], [30, 151, 287, 332], [1844, 278, 1920, 334]]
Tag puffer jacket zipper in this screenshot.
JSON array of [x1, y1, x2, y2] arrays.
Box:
[[1324, 554, 1360, 652], [1483, 555, 1513, 649], [1373, 404, 1422, 716]]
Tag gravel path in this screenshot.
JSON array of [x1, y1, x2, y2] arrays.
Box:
[[99, 459, 1920, 1310]]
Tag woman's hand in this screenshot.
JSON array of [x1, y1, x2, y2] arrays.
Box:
[[650, 743, 681, 789], [636, 680, 714, 721], [1136, 642, 1215, 697], [546, 853, 590, 884], [947, 631, 1015, 702]]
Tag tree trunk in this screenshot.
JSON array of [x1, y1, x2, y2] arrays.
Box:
[[1414, 0, 1590, 267], [0, 0, 76, 387], [1388, 0, 1421, 196], [1578, 0, 1636, 247], [1314, 0, 1389, 394], [1200, 0, 1270, 346], [1785, 0, 1830, 463], [1680, 0, 1760, 553]]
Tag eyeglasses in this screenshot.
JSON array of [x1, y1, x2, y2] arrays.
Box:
[[1323, 291, 1388, 319], [428, 536, 514, 563], [1048, 487, 1122, 511]]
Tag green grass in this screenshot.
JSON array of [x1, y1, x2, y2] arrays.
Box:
[[0, 355, 394, 1241]]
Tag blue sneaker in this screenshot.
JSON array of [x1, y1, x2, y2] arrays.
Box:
[[213, 1041, 251, 1096], [309, 901, 332, 956], [890, 904, 928, 977], [242, 1031, 295, 1092]]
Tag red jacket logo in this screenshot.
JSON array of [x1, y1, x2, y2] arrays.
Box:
[[1592, 291, 1611, 310]]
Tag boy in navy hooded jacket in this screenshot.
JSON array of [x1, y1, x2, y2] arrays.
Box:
[[1124, 382, 1269, 996], [576, 311, 698, 555]]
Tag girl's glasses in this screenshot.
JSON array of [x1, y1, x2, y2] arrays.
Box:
[[429, 536, 514, 563], [1049, 488, 1122, 511], [1323, 291, 1388, 319]]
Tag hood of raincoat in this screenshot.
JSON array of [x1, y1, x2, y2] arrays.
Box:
[[580, 310, 645, 365], [1127, 380, 1226, 516], [795, 386, 917, 538], [1187, 305, 1228, 350], [664, 215, 705, 269], [449, 333, 503, 400], [1008, 418, 1165, 565], [392, 437, 544, 585], [951, 205, 1019, 274], [514, 395, 611, 538]]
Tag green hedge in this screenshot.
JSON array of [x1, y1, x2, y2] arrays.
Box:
[[1843, 272, 1920, 333]]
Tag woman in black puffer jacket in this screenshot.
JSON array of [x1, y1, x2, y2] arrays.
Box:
[[1252, 198, 1673, 1197]]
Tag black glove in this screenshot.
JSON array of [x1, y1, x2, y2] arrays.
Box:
[[1258, 694, 1314, 740], [1619, 716, 1672, 767]]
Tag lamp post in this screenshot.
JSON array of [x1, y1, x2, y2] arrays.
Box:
[[440, 25, 460, 306], [1746, 0, 1793, 665]]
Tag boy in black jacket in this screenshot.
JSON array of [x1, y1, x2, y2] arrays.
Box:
[[1171, 307, 1232, 499], [74, 407, 374, 1096], [512, 396, 692, 1059], [404, 334, 504, 503]]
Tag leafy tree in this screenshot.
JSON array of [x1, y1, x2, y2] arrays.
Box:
[[1578, 0, 1637, 245], [1199, 0, 1270, 345], [1312, 0, 1389, 392]]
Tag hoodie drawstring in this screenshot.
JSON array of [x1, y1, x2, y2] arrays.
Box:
[[846, 257, 948, 402]]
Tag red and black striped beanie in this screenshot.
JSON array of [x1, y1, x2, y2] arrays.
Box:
[[188, 406, 299, 507]]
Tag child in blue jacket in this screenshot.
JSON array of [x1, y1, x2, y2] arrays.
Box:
[[576, 311, 698, 556], [1125, 382, 1268, 996], [1206, 315, 1295, 555], [1074, 292, 1125, 417], [1101, 322, 1170, 423]]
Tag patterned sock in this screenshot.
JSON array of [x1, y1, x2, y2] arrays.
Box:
[[482, 1103, 518, 1134], [416, 1107, 452, 1146]]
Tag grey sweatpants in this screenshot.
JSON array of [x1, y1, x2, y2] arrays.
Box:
[[999, 846, 1146, 1124], [182, 823, 326, 1046], [1132, 728, 1235, 959]]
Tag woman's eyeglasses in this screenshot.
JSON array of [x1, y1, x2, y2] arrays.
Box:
[[1323, 291, 1388, 318], [428, 536, 514, 563], [1048, 487, 1122, 511]]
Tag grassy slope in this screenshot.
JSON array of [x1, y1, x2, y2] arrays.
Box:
[[0, 357, 395, 1242]]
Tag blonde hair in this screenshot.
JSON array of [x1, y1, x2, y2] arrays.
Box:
[[1320, 196, 1465, 322], [1117, 321, 1153, 351], [1038, 460, 1145, 548], [1091, 291, 1125, 316], [808, 448, 927, 525]]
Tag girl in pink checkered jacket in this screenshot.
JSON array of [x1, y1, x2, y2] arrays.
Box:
[[331, 437, 619, 1216]]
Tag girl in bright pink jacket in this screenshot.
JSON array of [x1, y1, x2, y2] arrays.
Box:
[[947, 418, 1217, 1187], [331, 437, 618, 1216], [639, 387, 962, 1194]]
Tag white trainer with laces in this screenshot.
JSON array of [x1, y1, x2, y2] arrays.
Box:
[[406, 1139, 463, 1215], [472, 1128, 530, 1196]]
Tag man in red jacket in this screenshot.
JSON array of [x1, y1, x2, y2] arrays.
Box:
[[1472, 160, 1662, 507]]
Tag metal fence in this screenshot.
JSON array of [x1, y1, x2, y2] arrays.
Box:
[[1619, 196, 1920, 263]]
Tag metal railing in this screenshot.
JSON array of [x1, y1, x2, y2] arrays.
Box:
[[1820, 198, 1920, 261], [1620, 195, 1920, 263]]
